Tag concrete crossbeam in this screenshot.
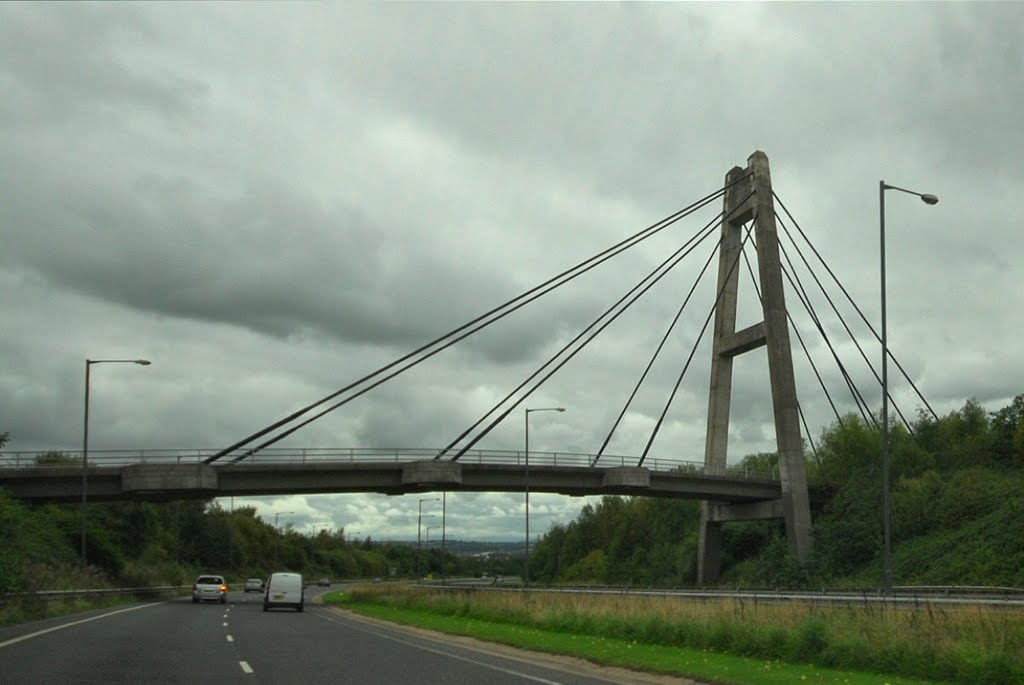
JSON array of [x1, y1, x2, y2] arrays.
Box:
[[707, 499, 784, 522], [718, 322, 767, 358]]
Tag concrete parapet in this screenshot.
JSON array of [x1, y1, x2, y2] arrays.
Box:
[[602, 467, 650, 489], [122, 464, 218, 493], [401, 460, 463, 486]]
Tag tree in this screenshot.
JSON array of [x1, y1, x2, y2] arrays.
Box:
[[990, 394, 1024, 467], [34, 450, 81, 466]]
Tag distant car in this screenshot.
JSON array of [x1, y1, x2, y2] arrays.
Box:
[[193, 575, 228, 604], [371, 577, 382, 584], [244, 578, 264, 593], [264, 572, 304, 612], [317, 578, 331, 587]]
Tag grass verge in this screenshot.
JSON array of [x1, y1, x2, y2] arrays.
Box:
[[323, 585, 1019, 683], [0, 590, 186, 627], [324, 590, 958, 685]]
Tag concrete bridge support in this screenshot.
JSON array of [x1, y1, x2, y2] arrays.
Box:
[[697, 151, 813, 585]]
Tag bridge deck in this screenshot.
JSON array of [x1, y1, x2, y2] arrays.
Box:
[[0, 449, 793, 504]]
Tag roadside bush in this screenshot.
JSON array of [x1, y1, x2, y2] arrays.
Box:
[[937, 467, 1011, 529], [892, 469, 942, 540]]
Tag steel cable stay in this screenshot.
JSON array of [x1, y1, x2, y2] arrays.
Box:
[[739, 242, 821, 461], [444, 198, 755, 463], [229, 207, 719, 465], [773, 191, 938, 421], [435, 213, 726, 461], [205, 178, 748, 464], [239, 192, 732, 465], [775, 215, 913, 433], [226, 186, 738, 464], [638, 221, 758, 466], [775, 236, 873, 426], [592, 234, 722, 467], [775, 235, 876, 428]]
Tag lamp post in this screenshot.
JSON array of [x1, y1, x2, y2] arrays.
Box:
[[81, 358, 151, 569], [417, 497, 439, 582], [273, 510, 294, 568], [524, 406, 565, 587], [879, 181, 937, 594], [441, 491, 447, 585], [426, 526, 439, 548]]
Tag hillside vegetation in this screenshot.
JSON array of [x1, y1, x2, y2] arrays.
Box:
[[529, 395, 1024, 589]]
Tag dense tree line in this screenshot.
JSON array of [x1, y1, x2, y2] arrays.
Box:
[[529, 395, 1024, 589]]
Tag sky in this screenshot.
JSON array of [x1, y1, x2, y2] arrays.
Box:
[[2, 3, 1022, 541]]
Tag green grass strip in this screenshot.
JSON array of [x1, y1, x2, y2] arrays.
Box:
[[323, 594, 942, 685]]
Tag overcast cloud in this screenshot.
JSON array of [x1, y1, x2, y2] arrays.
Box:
[[2, 3, 1021, 540]]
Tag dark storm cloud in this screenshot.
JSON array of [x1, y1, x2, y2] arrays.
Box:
[[1, 5, 207, 126]]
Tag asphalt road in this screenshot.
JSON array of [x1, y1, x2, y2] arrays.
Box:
[[0, 588, 683, 684]]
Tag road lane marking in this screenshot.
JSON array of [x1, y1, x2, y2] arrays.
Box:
[[227, 635, 234, 642], [0, 602, 164, 650], [223, 622, 228, 627], [239, 661, 253, 674], [317, 613, 565, 685]]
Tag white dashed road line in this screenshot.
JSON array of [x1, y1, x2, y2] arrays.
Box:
[[239, 661, 253, 674], [226, 635, 234, 642]]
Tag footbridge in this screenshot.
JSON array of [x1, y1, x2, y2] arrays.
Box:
[[0, 448, 798, 511]]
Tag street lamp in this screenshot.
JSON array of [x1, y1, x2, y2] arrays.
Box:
[[273, 510, 294, 568], [879, 181, 937, 594], [524, 406, 565, 587], [81, 358, 151, 568], [441, 491, 447, 585], [417, 497, 439, 582]]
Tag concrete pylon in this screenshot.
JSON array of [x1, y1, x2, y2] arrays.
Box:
[[696, 151, 813, 586]]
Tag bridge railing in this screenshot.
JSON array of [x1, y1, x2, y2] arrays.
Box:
[[0, 448, 780, 480]]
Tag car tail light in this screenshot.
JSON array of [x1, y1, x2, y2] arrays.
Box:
[[220, 585, 228, 591]]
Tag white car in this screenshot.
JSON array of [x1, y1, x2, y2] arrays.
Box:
[[244, 578, 264, 593], [192, 575, 227, 604], [264, 572, 304, 612]]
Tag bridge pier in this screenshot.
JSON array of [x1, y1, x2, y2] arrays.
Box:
[[697, 151, 813, 585]]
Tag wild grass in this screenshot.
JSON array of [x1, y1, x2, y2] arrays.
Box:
[[0, 561, 188, 627], [340, 584, 1024, 685]]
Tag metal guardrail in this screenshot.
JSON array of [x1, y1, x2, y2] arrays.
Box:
[[426, 583, 1024, 608], [0, 585, 191, 605], [0, 448, 781, 480]]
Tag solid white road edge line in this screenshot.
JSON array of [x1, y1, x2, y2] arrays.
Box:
[[316, 613, 565, 685], [0, 602, 165, 650]]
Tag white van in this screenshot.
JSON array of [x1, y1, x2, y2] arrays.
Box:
[[264, 572, 304, 612]]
